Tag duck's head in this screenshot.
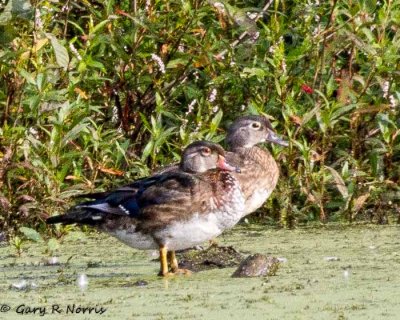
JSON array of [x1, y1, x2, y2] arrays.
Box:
[[226, 115, 288, 149], [180, 141, 240, 173]]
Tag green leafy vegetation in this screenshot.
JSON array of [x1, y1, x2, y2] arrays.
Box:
[[1, 0, 399, 237]]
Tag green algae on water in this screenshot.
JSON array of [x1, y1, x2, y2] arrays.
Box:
[[0, 224, 399, 319]]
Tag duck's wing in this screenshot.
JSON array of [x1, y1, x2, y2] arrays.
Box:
[[72, 175, 151, 201], [46, 172, 197, 226], [72, 165, 180, 201], [136, 170, 240, 232], [152, 162, 180, 175]]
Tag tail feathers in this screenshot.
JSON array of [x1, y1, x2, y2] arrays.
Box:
[[47, 188, 142, 227], [46, 206, 106, 226]]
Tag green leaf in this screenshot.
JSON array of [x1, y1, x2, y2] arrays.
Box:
[[0, 1, 12, 24], [61, 122, 89, 147], [0, 0, 33, 24], [275, 78, 282, 96], [139, 113, 151, 131], [361, 27, 376, 43], [67, 21, 85, 34], [242, 67, 267, 78], [85, 57, 106, 72], [326, 75, 336, 97], [90, 19, 110, 35], [141, 140, 154, 161], [155, 126, 175, 143], [301, 106, 319, 127], [167, 58, 188, 69], [210, 110, 223, 134], [330, 104, 356, 121], [19, 227, 43, 242], [46, 33, 69, 70], [18, 69, 36, 85]]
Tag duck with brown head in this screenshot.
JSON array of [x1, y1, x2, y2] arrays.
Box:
[[47, 141, 244, 276]]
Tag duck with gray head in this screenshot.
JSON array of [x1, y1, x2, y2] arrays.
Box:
[[225, 115, 288, 216], [47, 141, 245, 276]]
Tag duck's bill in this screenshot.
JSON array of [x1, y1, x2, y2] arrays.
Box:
[[266, 130, 289, 147], [217, 155, 241, 173]]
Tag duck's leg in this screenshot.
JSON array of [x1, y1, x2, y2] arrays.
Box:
[[167, 250, 179, 271], [167, 250, 192, 275], [158, 245, 171, 276]]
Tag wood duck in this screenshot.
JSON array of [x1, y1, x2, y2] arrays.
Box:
[[155, 115, 287, 216], [47, 141, 245, 276], [225, 115, 288, 216]]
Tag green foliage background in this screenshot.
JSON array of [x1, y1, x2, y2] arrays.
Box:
[[1, 0, 399, 236]]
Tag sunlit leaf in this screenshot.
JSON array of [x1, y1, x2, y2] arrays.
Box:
[[98, 166, 124, 176], [46, 33, 69, 70], [0, 0, 32, 24], [325, 166, 349, 199], [19, 227, 43, 242], [352, 193, 370, 213]]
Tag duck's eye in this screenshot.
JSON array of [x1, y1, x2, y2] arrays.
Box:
[[201, 147, 211, 156], [251, 122, 261, 129]]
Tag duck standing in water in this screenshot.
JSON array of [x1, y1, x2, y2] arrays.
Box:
[[47, 141, 244, 276]]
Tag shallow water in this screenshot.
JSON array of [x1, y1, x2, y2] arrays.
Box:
[[1, 224, 399, 319]]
